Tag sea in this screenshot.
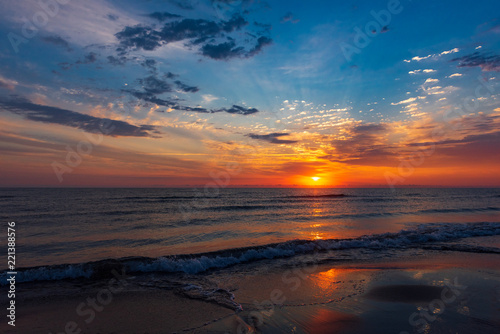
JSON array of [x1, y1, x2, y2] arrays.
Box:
[[1, 187, 499, 286]]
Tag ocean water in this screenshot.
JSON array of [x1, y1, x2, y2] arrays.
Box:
[[0, 188, 500, 284]]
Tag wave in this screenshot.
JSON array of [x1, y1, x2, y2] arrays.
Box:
[[116, 196, 198, 202], [0, 195, 15, 199], [204, 205, 275, 211], [2, 222, 499, 285], [287, 193, 349, 198], [419, 207, 500, 214]]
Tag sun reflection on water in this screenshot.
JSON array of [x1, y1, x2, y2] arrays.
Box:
[[311, 268, 340, 291]]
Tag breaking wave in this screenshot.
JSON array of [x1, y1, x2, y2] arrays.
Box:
[[2, 222, 499, 285]]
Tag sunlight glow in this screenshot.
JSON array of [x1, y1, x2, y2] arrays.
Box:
[[312, 177, 320, 181]]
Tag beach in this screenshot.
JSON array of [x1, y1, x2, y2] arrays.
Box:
[[1, 188, 499, 333], [2, 246, 499, 333]]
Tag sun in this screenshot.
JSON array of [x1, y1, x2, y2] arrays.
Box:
[[311, 177, 321, 182]]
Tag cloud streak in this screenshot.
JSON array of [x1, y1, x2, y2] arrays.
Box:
[[0, 97, 159, 137], [451, 52, 500, 72], [247, 132, 298, 144]]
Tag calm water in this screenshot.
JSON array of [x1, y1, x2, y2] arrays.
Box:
[[0, 188, 499, 281]]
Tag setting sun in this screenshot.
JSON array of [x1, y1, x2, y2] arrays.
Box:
[[311, 177, 321, 182]]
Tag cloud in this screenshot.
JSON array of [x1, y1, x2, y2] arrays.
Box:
[[0, 76, 18, 91], [62, 52, 98, 69], [127, 72, 257, 115], [405, 130, 500, 165], [277, 161, 326, 176], [0, 97, 159, 137], [141, 59, 158, 73], [40, 35, 72, 51], [147, 11, 182, 22], [174, 80, 199, 93], [115, 14, 272, 60], [201, 36, 271, 60], [424, 78, 439, 84], [447, 73, 463, 78], [321, 123, 396, 165], [177, 104, 259, 115], [107, 55, 127, 66], [202, 94, 219, 103], [169, 0, 195, 10], [107, 14, 119, 21], [224, 105, 259, 115], [409, 69, 436, 74], [440, 48, 460, 55], [281, 12, 299, 24], [137, 74, 198, 95], [353, 124, 387, 133], [391, 97, 417, 105], [451, 52, 500, 72], [247, 132, 298, 144], [200, 41, 246, 60], [411, 55, 432, 62], [127, 88, 259, 115], [139, 75, 174, 94], [405, 48, 460, 62]]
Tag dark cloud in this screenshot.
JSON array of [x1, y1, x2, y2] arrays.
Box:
[[320, 123, 396, 165], [139, 72, 199, 95], [175, 104, 259, 115], [201, 41, 245, 60], [163, 72, 178, 79], [40, 35, 71, 51], [115, 13, 271, 60], [405, 131, 500, 166], [223, 105, 259, 115], [137, 74, 198, 94], [148, 11, 182, 22], [58, 62, 72, 70], [169, 0, 195, 10], [126, 84, 258, 115], [139, 75, 173, 94], [115, 26, 162, 51], [353, 123, 388, 133], [107, 55, 127, 66], [76, 52, 98, 65], [127, 90, 180, 108], [451, 52, 500, 72], [280, 12, 299, 24], [107, 14, 119, 21], [59, 52, 99, 70], [212, 0, 239, 3], [247, 132, 297, 144], [174, 80, 199, 93], [141, 59, 157, 73], [125, 73, 198, 109], [0, 97, 159, 138], [407, 124, 500, 147], [247, 36, 272, 57]]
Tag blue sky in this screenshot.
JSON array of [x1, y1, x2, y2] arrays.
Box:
[[0, 0, 499, 186]]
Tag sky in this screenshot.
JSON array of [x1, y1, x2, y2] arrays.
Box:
[[0, 0, 499, 187]]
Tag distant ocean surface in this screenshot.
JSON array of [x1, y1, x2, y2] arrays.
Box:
[[1, 188, 500, 284]]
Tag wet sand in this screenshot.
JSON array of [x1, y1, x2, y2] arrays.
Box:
[[2, 251, 499, 334]]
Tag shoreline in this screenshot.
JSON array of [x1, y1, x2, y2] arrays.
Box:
[[1, 251, 499, 333]]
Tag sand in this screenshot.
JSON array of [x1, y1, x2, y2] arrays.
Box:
[[1, 251, 499, 334]]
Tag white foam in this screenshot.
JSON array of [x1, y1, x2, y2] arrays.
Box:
[[2, 222, 499, 284]]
